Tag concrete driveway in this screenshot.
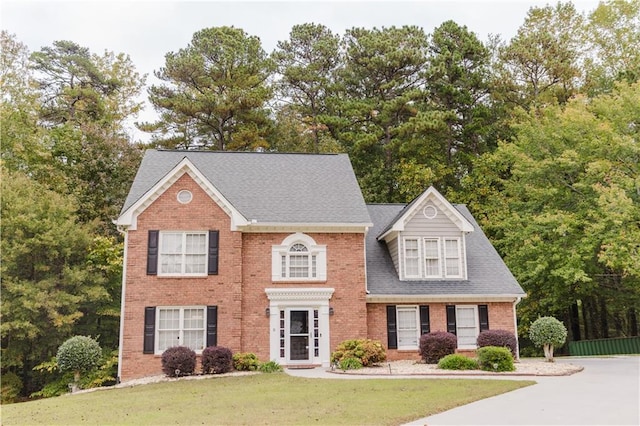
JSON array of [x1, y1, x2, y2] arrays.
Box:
[[413, 356, 640, 426]]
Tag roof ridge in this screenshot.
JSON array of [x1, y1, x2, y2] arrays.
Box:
[[153, 149, 341, 156]]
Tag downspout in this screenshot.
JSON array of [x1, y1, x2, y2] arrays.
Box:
[[115, 224, 129, 383], [513, 296, 522, 361]]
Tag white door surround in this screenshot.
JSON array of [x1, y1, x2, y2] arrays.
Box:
[[265, 288, 334, 367]]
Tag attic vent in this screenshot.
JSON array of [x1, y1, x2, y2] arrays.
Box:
[[423, 205, 437, 219], [177, 190, 193, 204]]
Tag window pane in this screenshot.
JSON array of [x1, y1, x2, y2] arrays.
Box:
[[183, 309, 204, 329], [158, 309, 180, 330], [161, 254, 182, 274], [158, 330, 180, 351], [290, 243, 308, 252], [289, 254, 309, 277], [424, 239, 439, 258], [185, 254, 206, 274], [424, 239, 440, 276], [183, 330, 204, 351], [405, 239, 419, 276], [445, 239, 460, 276], [185, 234, 206, 254], [161, 233, 182, 253]]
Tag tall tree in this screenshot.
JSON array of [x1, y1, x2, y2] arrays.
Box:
[[272, 23, 341, 153], [492, 2, 584, 109], [143, 26, 275, 150], [0, 168, 111, 395], [465, 81, 640, 342], [332, 26, 429, 202]]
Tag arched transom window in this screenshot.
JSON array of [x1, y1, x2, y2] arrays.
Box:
[[272, 233, 327, 281]]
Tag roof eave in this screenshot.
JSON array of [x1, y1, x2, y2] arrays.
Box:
[[365, 293, 526, 303]]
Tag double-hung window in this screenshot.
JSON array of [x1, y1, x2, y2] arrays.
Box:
[[282, 243, 317, 278], [423, 238, 441, 277], [455, 305, 479, 349], [159, 232, 207, 275], [403, 238, 421, 277], [156, 306, 206, 353], [444, 238, 462, 277], [272, 233, 327, 281], [396, 306, 420, 349]]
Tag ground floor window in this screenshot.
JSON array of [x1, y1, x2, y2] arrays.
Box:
[[143, 305, 217, 355], [446, 304, 489, 349], [386, 305, 430, 350]]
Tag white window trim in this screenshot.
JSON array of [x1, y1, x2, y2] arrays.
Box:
[[423, 237, 442, 278], [396, 306, 420, 350], [402, 237, 422, 279], [455, 305, 479, 350], [158, 231, 208, 277], [443, 237, 463, 279], [272, 233, 326, 281], [155, 306, 207, 355]]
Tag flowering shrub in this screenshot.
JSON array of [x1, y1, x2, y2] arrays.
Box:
[[232, 352, 260, 371], [477, 346, 515, 372], [477, 329, 518, 357], [201, 346, 233, 374], [161, 346, 196, 377], [419, 332, 457, 364], [330, 339, 386, 367]]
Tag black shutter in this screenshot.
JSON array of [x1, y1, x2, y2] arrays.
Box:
[[143, 307, 156, 354], [446, 305, 457, 335], [478, 304, 489, 332], [206, 306, 218, 347], [208, 230, 219, 275], [386, 305, 398, 349], [419, 305, 430, 335], [147, 230, 159, 275]]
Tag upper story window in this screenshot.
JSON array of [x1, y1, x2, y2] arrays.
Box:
[[402, 236, 464, 280], [272, 233, 326, 281], [160, 232, 207, 275]]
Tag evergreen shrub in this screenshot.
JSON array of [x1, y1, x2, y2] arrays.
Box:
[[258, 360, 283, 373], [161, 346, 196, 377], [419, 332, 457, 364], [330, 339, 386, 367], [437, 354, 479, 370], [477, 346, 515, 372], [529, 316, 567, 362], [232, 352, 260, 371], [477, 329, 518, 356], [201, 346, 233, 374]]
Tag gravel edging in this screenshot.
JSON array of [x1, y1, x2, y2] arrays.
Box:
[[329, 359, 584, 377]]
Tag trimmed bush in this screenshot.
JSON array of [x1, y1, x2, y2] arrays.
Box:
[[419, 332, 457, 364], [258, 360, 283, 373], [232, 352, 260, 371], [477, 329, 517, 357], [437, 354, 479, 370], [529, 316, 567, 362], [338, 357, 363, 371], [201, 346, 233, 374], [477, 346, 515, 372], [161, 346, 196, 377], [330, 339, 386, 367], [56, 336, 102, 389]]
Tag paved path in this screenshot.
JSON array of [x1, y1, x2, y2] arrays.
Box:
[[285, 356, 640, 425]]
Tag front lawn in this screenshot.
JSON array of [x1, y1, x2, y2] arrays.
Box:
[[2, 374, 534, 425]]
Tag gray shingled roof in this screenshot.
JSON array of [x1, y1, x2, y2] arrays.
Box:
[[366, 204, 525, 296], [120, 150, 371, 225]]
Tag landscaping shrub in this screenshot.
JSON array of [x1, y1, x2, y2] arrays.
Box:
[[258, 360, 283, 373], [419, 332, 457, 364], [201, 346, 233, 374], [232, 352, 260, 371], [529, 316, 567, 362], [56, 336, 102, 390], [161, 346, 196, 377], [477, 329, 517, 357], [1, 372, 23, 404], [477, 346, 515, 372], [338, 357, 363, 371], [437, 354, 479, 370], [330, 339, 386, 367]]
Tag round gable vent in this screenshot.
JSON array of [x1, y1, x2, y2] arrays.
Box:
[[177, 189, 193, 204], [423, 205, 437, 219]]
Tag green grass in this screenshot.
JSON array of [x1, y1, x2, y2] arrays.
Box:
[[2, 374, 534, 425]]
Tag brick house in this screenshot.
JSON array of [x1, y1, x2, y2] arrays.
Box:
[[115, 150, 525, 381]]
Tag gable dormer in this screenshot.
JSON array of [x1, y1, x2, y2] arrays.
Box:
[[377, 187, 474, 281]]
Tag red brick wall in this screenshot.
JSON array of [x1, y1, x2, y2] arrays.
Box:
[[240, 232, 368, 361], [367, 301, 517, 361], [120, 174, 243, 380], [121, 173, 369, 380]]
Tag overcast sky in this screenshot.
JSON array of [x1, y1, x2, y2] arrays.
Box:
[[3, 0, 600, 139]]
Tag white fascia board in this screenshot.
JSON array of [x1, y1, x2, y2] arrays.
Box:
[[377, 187, 474, 241], [365, 294, 526, 303], [115, 157, 249, 230]]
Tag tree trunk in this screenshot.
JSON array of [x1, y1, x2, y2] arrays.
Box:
[[600, 297, 609, 338], [628, 308, 638, 336], [543, 344, 555, 362], [581, 299, 590, 340], [570, 303, 581, 341]]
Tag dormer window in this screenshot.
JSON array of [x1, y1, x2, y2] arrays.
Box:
[[272, 233, 327, 281], [401, 237, 464, 280]]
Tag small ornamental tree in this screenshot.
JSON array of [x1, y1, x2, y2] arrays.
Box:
[[529, 317, 568, 362], [56, 336, 102, 392]]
